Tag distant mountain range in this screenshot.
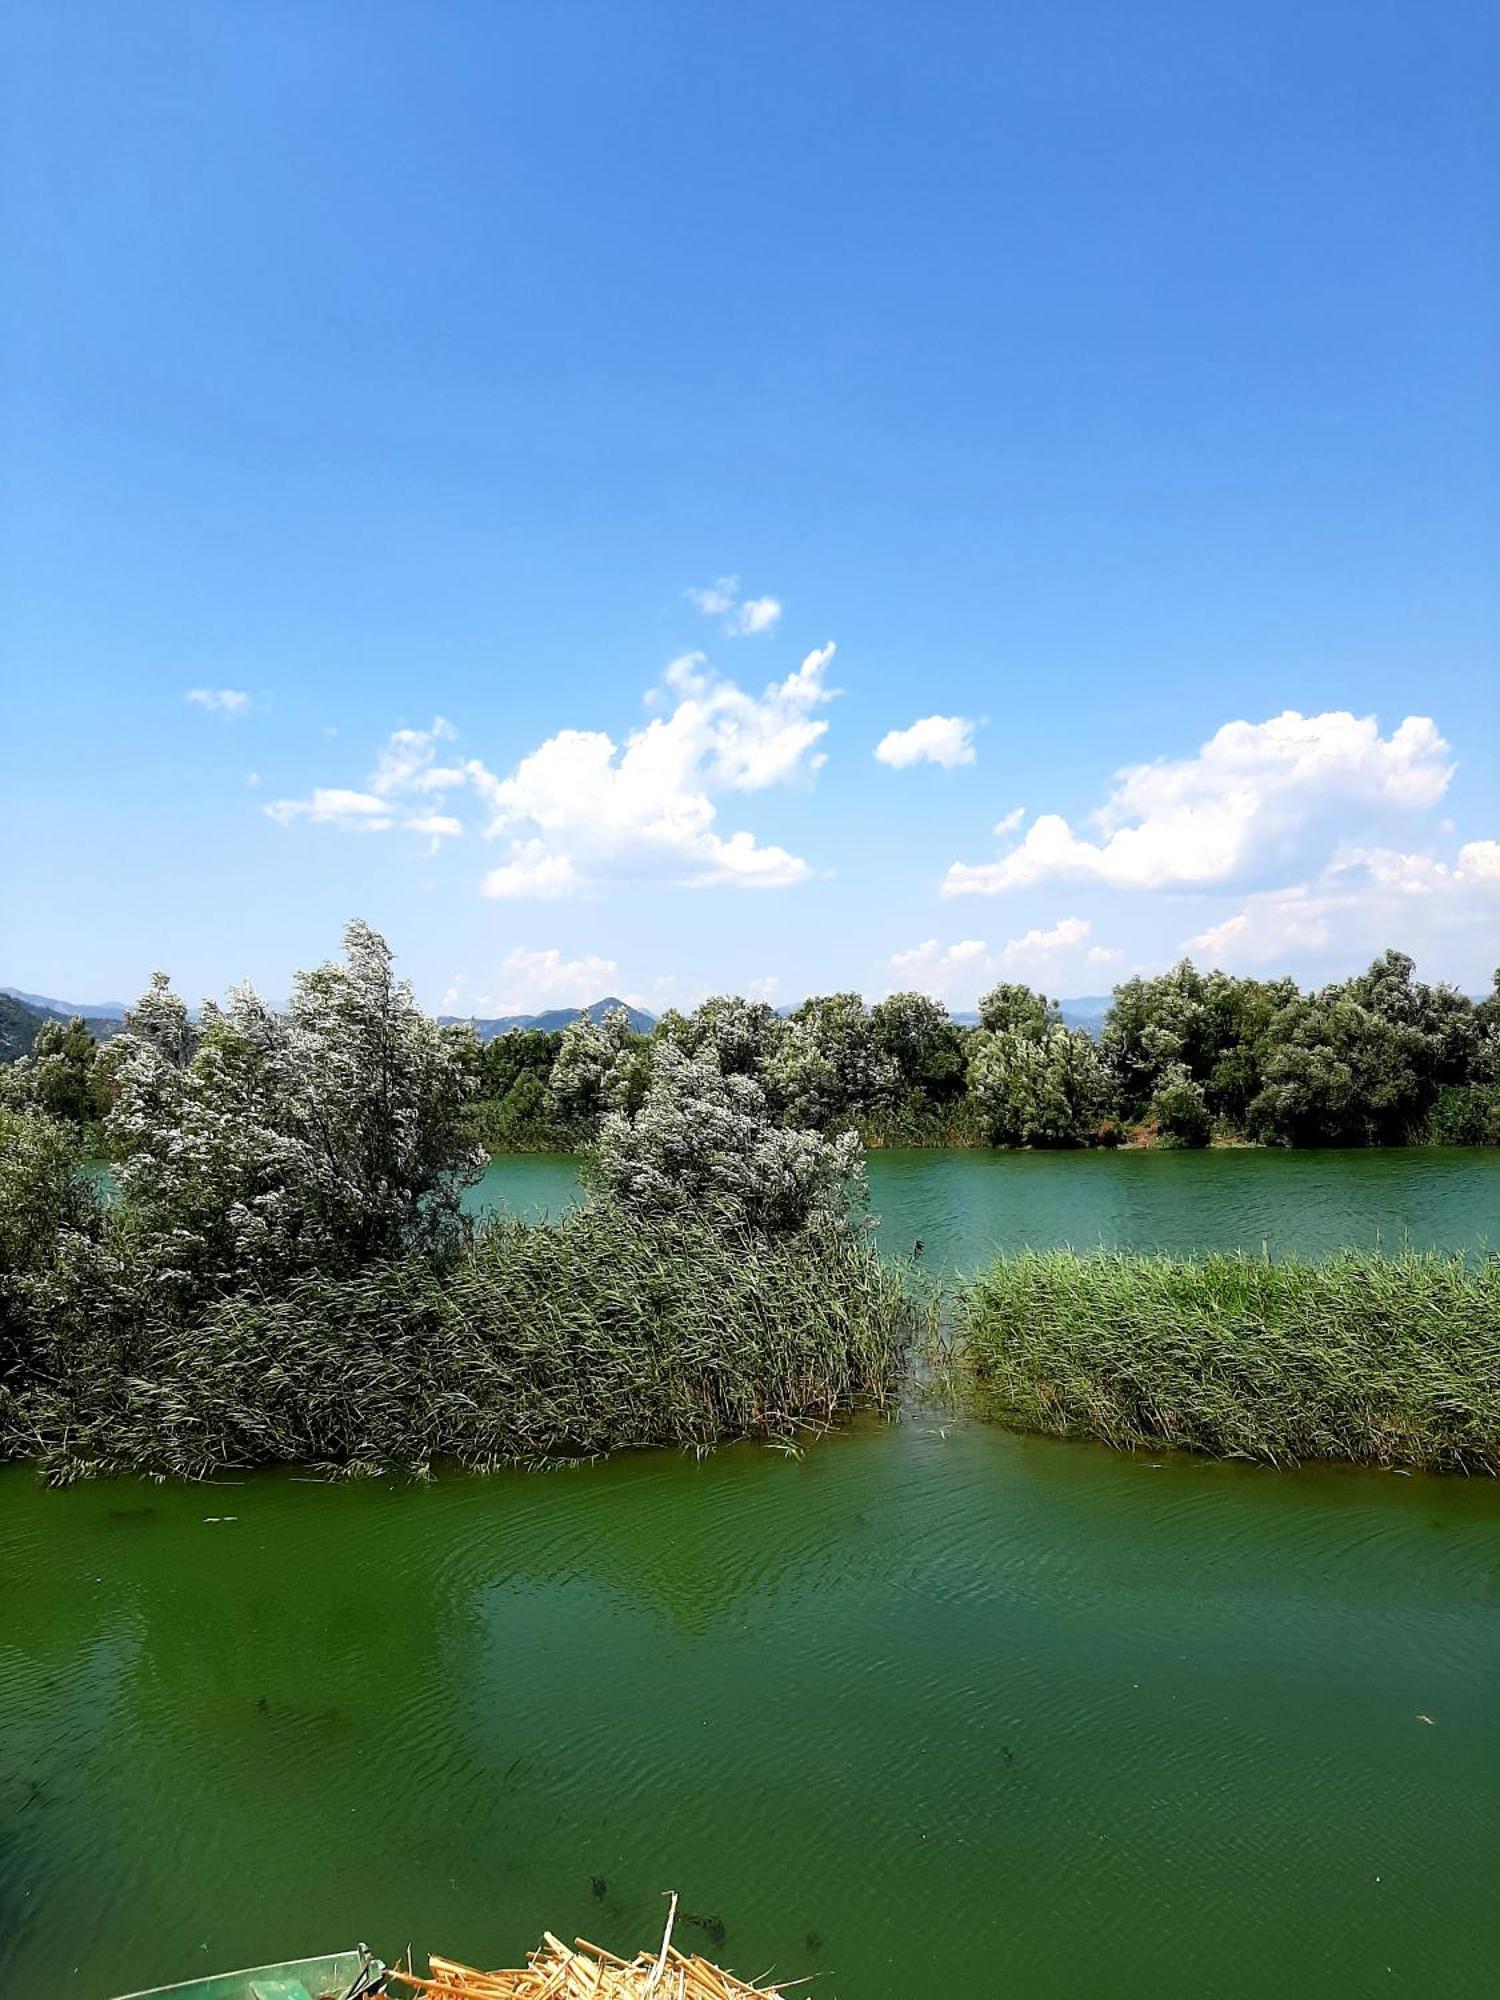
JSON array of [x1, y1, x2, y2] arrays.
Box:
[[2, 986, 128, 1020], [441, 997, 658, 1042], [0, 989, 127, 1062]]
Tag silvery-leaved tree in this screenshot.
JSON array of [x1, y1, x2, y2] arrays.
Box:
[[966, 1020, 1112, 1147], [104, 921, 483, 1305], [549, 1005, 646, 1132], [593, 1040, 866, 1236]]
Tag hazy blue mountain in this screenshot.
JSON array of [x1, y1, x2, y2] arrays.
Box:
[[2, 987, 128, 1019], [442, 996, 657, 1041]]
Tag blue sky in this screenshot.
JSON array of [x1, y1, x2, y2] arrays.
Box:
[[4, 1, 1496, 1015]]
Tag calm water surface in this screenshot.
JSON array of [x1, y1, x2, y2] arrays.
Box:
[[467, 1145, 1500, 1268], [4, 1149, 1497, 1996]]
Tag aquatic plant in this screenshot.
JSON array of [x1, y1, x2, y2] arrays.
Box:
[[8, 1206, 928, 1481], [951, 1248, 1500, 1472]]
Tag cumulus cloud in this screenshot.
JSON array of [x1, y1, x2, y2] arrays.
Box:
[[943, 710, 1453, 897], [888, 918, 1121, 1004], [185, 688, 251, 716], [442, 946, 624, 1018], [267, 653, 837, 897], [265, 717, 467, 843], [685, 576, 783, 636], [470, 645, 837, 897], [1185, 839, 1500, 974], [875, 714, 977, 771]]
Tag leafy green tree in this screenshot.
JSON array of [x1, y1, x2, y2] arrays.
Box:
[[1, 1016, 109, 1129], [0, 1109, 102, 1389], [1148, 1062, 1213, 1148], [594, 1042, 865, 1235], [480, 1026, 563, 1101], [767, 993, 900, 1128], [871, 993, 967, 1097], [977, 982, 1059, 1038], [549, 1006, 649, 1131], [104, 921, 482, 1304], [1248, 992, 1431, 1146], [967, 1022, 1112, 1146], [654, 995, 786, 1080], [1101, 961, 1296, 1124]]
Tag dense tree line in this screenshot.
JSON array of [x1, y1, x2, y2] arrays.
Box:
[[459, 950, 1500, 1153], [5, 946, 1498, 1161]]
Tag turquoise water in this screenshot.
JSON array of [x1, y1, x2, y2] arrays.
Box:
[[466, 1145, 1500, 1268]]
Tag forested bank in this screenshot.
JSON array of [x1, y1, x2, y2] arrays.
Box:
[[0, 925, 922, 1481], [3, 923, 1497, 1483], [8, 949, 1498, 1158], [468, 951, 1500, 1153]]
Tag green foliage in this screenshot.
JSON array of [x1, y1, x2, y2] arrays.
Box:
[[549, 1006, 650, 1128], [1101, 961, 1296, 1123], [955, 1248, 1500, 1472], [1427, 1083, 1500, 1145], [8, 1209, 927, 1480], [101, 921, 483, 1307], [1247, 992, 1431, 1145], [1147, 1062, 1212, 1148], [768, 992, 899, 1128], [966, 1021, 1112, 1146], [0, 993, 54, 1064], [976, 981, 1059, 1038], [593, 1041, 866, 1234]]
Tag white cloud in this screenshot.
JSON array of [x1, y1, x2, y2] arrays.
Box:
[[686, 576, 783, 636], [185, 687, 250, 716], [732, 596, 783, 636], [687, 576, 740, 617], [443, 946, 623, 1018], [473, 645, 837, 897], [888, 918, 1120, 1004], [943, 710, 1453, 896], [994, 805, 1025, 834], [875, 714, 977, 771], [1185, 839, 1500, 974], [264, 787, 395, 831], [266, 644, 836, 893], [266, 717, 466, 844]]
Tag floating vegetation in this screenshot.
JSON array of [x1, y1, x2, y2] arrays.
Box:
[[951, 1248, 1500, 1473]]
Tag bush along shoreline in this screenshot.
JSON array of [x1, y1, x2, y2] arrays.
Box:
[[0, 923, 931, 1483], [949, 1248, 1500, 1474]]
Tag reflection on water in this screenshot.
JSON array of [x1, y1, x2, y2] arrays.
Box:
[[3, 1415, 1498, 1997]]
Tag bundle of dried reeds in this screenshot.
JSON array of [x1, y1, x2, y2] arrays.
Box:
[[386, 1898, 795, 2000]]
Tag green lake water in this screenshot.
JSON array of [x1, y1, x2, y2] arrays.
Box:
[[466, 1144, 1500, 1269], [4, 1149, 1498, 1996]]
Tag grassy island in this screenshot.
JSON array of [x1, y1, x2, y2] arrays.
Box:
[[953, 1248, 1500, 1473]]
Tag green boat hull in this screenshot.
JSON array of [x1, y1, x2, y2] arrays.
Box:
[[109, 1949, 369, 2000]]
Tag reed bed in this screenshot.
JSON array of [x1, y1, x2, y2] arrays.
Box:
[[952, 1248, 1500, 1472], [6, 1208, 927, 1482]]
